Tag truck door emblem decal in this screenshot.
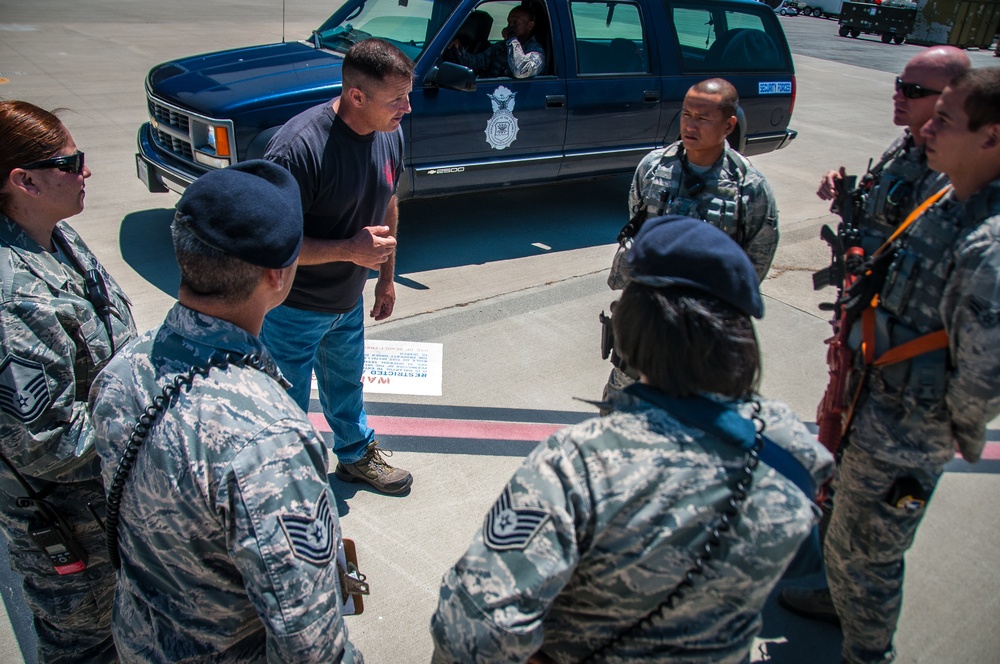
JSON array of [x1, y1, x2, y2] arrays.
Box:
[[485, 86, 519, 150]]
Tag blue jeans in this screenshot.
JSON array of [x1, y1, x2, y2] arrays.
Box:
[[260, 300, 372, 464]]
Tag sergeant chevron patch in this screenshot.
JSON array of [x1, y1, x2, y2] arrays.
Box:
[[483, 486, 549, 551], [279, 490, 335, 565], [0, 354, 51, 423]]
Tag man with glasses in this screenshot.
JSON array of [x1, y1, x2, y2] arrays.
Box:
[[780, 47, 971, 628], [813, 47, 971, 252], [788, 67, 1000, 664]]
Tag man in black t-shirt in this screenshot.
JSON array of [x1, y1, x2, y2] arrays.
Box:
[[262, 38, 414, 495]]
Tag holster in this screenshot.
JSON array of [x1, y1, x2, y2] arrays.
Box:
[[337, 538, 369, 615], [599, 310, 614, 360]]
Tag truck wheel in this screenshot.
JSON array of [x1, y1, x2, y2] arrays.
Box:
[[801, 7, 812, 16], [893, 35, 905, 44], [881, 33, 893, 43], [814, 10, 824, 19], [839, 25, 850, 37], [850, 28, 860, 38]]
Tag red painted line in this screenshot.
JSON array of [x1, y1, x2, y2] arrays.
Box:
[[308, 413, 1000, 461], [308, 413, 564, 442], [980, 442, 1000, 461]]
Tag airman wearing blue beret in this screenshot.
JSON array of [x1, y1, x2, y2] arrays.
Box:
[[90, 160, 361, 662], [431, 216, 832, 664]]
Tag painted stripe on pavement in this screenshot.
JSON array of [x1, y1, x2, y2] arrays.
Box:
[[308, 411, 1000, 463], [309, 413, 563, 441]]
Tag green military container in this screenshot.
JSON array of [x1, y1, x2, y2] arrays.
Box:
[[837, 1, 918, 43]]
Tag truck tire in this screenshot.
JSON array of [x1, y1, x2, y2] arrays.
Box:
[[850, 28, 860, 37], [893, 35, 905, 44], [881, 32, 893, 43], [839, 25, 850, 37], [801, 7, 812, 16], [814, 10, 824, 18]]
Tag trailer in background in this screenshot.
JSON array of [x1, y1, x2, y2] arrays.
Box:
[[797, 0, 844, 18], [837, 1, 917, 43]]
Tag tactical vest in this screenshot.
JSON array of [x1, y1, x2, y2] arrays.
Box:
[[852, 189, 995, 406], [860, 133, 948, 254], [641, 144, 749, 242]]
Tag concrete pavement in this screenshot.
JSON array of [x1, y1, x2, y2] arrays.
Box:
[[1, 3, 998, 662]]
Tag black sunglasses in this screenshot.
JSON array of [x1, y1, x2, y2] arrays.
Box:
[[895, 77, 941, 100], [20, 151, 86, 175]]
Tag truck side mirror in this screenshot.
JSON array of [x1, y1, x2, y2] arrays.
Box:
[[425, 62, 477, 92]]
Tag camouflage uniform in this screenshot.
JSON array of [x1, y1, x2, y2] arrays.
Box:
[[459, 36, 545, 78], [603, 142, 779, 400], [618, 141, 779, 286], [856, 130, 949, 253], [431, 392, 833, 663], [0, 214, 135, 663], [826, 179, 1000, 664], [90, 303, 360, 663]]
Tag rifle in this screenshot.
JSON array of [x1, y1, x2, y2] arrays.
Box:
[[813, 173, 868, 455]]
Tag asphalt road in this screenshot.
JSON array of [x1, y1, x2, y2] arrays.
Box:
[[0, 5, 998, 663]]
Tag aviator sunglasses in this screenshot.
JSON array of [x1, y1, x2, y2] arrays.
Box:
[[895, 77, 941, 100], [20, 150, 86, 175]]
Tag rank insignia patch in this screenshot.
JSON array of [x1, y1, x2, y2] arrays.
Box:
[[483, 486, 549, 551], [279, 490, 335, 565], [0, 355, 51, 423]]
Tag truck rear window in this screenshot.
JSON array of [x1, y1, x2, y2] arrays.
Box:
[[668, 3, 787, 73]]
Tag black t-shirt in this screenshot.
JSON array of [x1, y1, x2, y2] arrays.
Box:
[[264, 102, 403, 313]]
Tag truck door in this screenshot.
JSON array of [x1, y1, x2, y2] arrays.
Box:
[[560, 0, 662, 178], [408, 0, 567, 197]]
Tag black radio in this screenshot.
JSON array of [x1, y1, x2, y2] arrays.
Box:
[[28, 520, 88, 575]]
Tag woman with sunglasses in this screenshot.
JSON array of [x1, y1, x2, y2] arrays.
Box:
[[1, 100, 135, 663]]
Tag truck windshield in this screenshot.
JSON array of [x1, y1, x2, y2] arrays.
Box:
[[313, 0, 463, 61]]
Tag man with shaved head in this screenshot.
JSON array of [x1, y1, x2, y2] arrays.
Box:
[[603, 77, 778, 404], [780, 49, 981, 664], [813, 46, 972, 250]]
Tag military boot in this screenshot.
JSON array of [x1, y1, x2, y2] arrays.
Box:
[[777, 586, 841, 625], [335, 441, 413, 495]]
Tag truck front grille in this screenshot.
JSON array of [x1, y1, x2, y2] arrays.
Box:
[[152, 127, 194, 160], [149, 99, 190, 133], [147, 96, 195, 162]]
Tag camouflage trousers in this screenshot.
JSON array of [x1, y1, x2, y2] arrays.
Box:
[[1, 479, 117, 664], [824, 442, 941, 664]]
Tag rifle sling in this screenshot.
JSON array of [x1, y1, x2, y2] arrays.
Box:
[[862, 303, 948, 368]]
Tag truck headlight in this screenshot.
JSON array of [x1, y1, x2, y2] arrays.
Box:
[[193, 122, 233, 169]]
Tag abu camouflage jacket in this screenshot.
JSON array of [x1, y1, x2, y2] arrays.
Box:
[[431, 393, 833, 663], [0, 214, 135, 487], [90, 303, 359, 663], [850, 179, 1000, 467], [626, 141, 779, 282]]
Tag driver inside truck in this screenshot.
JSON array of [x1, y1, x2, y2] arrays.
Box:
[[446, 5, 546, 78]]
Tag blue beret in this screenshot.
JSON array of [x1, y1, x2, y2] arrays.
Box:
[[175, 160, 303, 269], [627, 215, 764, 319]]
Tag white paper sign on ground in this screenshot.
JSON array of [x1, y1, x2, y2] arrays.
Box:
[[361, 340, 443, 396]]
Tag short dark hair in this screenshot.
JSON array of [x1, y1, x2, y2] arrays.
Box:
[[951, 67, 1000, 131], [0, 100, 70, 214], [690, 78, 739, 119], [171, 216, 265, 303], [342, 38, 414, 91], [613, 283, 761, 399]]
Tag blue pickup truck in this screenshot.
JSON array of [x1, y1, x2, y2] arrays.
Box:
[[136, 0, 797, 200]]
